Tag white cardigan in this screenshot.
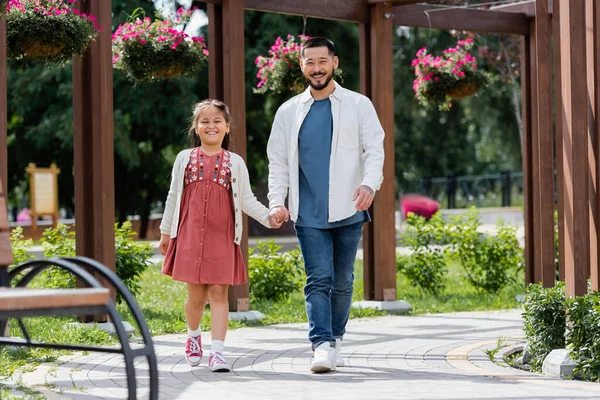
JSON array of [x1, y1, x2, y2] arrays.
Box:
[[159, 148, 272, 245], [267, 81, 385, 223]]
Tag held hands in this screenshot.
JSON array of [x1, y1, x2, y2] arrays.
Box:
[[269, 206, 290, 228], [353, 185, 375, 211], [159, 234, 170, 256]]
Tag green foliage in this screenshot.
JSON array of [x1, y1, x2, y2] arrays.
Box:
[[522, 282, 566, 372], [248, 240, 304, 302], [253, 34, 343, 95], [10, 226, 35, 265], [450, 207, 523, 293], [413, 39, 489, 111], [112, 7, 208, 84], [566, 292, 600, 382], [114, 221, 154, 301], [7, 0, 99, 67], [8, 223, 151, 301], [399, 212, 449, 295]]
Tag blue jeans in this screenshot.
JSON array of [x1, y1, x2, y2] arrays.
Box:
[[295, 221, 364, 349]]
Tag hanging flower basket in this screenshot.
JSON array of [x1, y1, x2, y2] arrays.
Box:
[[254, 34, 343, 95], [112, 7, 209, 84], [6, 0, 100, 67], [412, 39, 489, 111]]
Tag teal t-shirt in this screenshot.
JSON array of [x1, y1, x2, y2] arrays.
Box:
[[296, 98, 368, 228]]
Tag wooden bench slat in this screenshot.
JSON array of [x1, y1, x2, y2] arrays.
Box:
[[0, 231, 12, 268], [0, 288, 110, 311]]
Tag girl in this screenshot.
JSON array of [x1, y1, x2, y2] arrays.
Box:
[[159, 99, 282, 372]]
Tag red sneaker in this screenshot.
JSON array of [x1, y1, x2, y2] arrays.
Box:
[[208, 352, 231, 372], [185, 335, 203, 366]]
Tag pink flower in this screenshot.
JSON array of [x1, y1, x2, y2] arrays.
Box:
[[203, 49, 209, 56]]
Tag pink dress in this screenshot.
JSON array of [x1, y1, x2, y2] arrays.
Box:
[[162, 147, 246, 285]]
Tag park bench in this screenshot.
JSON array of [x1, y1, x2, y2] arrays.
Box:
[[0, 179, 158, 399]]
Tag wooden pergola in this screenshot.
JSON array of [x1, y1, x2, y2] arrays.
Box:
[[1, 0, 598, 308]]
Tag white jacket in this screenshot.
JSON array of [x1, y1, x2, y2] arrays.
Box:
[[267, 81, 385, 223], [159, 148, 271, 244]]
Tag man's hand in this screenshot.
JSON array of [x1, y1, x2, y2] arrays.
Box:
[[353, 185, 375, 211], [159, 234, 170, 256], [269, 206, 290, 228]]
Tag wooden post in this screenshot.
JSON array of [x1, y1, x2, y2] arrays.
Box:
[[369, 3, 396, 301], [590, 0, 600, 291], [221, 0, 249, 312], [553, 0, 566, 282], [534, 0, 556, 287], [359, 21, 375, 300], [558, 0, 590, 297], [521, 32, 535, 285], [72, 0, 115, 314], [207, 4, 224, 101], [0, 15, 7, 197]]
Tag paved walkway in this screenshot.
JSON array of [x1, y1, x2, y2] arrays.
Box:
[[4, 309, 599, 399]]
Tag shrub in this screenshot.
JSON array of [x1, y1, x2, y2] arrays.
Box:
[[399, 212, 449, 295], [566, 292, 600, 382], [522, 282, 566, 372], [9, 226, 35, 266], [248, 240, 304, 302], [449, 207, 522, 294], [6, 0, 99, 67], [9, 222, 152, 302], [114, 221, 154, 301]]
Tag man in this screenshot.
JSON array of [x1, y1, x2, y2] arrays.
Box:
[[267, 37, 385, 373]]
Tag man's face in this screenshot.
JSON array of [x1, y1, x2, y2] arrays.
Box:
[[300, 46, 339, 91]]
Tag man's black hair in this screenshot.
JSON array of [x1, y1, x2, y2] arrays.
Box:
[[301, 37, 336, 58]]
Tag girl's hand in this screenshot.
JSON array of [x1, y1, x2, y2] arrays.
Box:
[[159, 234, 170, 255], [269, 206, 289, 228]]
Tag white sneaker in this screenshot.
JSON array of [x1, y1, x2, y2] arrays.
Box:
[[310, 342, 336, 373], [335, 339, 345, 367]]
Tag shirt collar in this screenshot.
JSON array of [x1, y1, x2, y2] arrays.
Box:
[[300, 80, 343, 103]]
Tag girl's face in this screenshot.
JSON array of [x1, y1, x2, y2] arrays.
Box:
[[196, 107, 230, 148]]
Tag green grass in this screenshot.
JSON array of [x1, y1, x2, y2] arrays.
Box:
[[361, 258, 525, 315]]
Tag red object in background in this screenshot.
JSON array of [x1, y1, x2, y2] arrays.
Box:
[[400, 194, 440, 220]]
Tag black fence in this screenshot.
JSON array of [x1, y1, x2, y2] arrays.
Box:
[[401, 171, 524, 209]]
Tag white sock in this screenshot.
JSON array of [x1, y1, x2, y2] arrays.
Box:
[[188, 326, 202, 337], [211, 339, 225, 355], [335, 338, 342, 352]]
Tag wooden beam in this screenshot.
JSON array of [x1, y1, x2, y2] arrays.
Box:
[[521, 35, 535, 285], [72, 0, 116, 315], [359, 22, 375, 300], [393, 4, 529, 35], [553, 0, 565, 282], [491, 0, 536, 18], [529, 19, 543, 283], [370, 3, 396, 301], [535, 0, 556, 287], [207, 4, 224, 100], [0, 16, 7, 198], [590, 0, 600, 291], [244, 0, 368, 23], [558, 0, 590, 297], [221, 0, 249, 312]]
